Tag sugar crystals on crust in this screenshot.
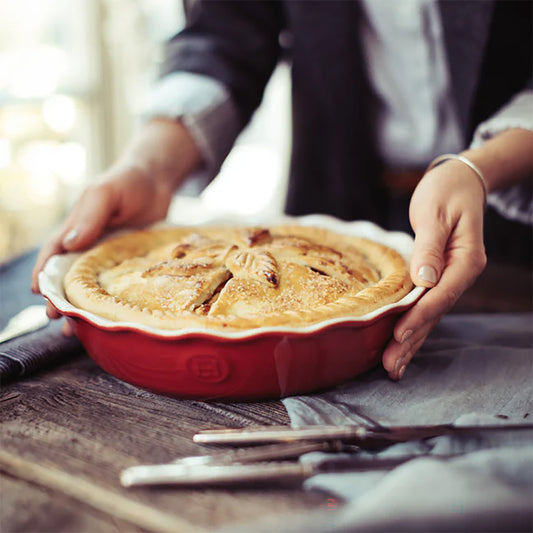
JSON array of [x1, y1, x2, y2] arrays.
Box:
[[64, 225, 413, 330]]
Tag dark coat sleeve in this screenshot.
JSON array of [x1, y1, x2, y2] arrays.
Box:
[[161, 0, 284, 129], [470, 0, 532, 137]]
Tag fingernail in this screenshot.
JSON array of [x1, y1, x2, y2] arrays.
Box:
[[398, 365, 407, 380], [394, 356, 405, 374], [63, 229, 78, 245], [400, 329, 413, 344], [418, 265, 438, 284]]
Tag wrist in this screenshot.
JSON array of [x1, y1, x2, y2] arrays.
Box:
[[461, 128, 533, 194], [425, 153, 487, 207], [123, 118, 203, 190]]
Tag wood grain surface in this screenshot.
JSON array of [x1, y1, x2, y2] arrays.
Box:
[[2, 253, 530, 533], [1, 358, 323, 533]]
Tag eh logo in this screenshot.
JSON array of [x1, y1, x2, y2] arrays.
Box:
[[186, 354, 229, 383]]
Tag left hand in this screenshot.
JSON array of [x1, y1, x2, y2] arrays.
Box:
[[381, 159, 487, 380]]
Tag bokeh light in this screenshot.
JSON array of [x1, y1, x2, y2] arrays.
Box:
[[3, 46, 66, 99], [0, 138, 12, 169], [42, 95, 77, 134]]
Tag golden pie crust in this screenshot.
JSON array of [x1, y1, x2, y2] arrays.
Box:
[[64, 225, 413, 330]]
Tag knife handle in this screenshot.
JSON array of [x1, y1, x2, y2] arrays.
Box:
[[121, 462, 314, 488]]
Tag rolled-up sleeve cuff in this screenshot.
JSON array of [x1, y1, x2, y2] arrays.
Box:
[[470, 89, 533, 225], [142, 72, 241, 179]]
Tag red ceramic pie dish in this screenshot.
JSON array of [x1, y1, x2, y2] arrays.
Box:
[[39, 215, 423, 400]]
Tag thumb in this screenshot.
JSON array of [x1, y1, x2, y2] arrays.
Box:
[[410, 220, 449, 288], [61, 183, 116, 251]]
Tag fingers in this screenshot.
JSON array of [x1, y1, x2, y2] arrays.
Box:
[[31, 230, 65, 293], [382, 208, 450, 378], [31, 182, 117, 294], [60, 183, 116, 251], [382, 318, 437, 380], [406, 217, 485, 328], [384, 215, 486, 380], [410, 207, 449, 288], [45, 303, 75, 336], [31, 145, 175, 298], [44, 301, 75, 337], [46, 301, 62, 319], [62, 320, 75, 337], [46, 301, 75, 336]]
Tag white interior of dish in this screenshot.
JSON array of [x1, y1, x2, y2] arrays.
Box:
[[39, 214, 425, 338]]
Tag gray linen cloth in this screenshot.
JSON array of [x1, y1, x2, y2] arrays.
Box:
[[276, 313, 533, 532], [0, 321, 84, 383], [1, 250, 84, 383]]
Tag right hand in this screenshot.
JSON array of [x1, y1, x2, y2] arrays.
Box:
[[31, 118, 202, 331]]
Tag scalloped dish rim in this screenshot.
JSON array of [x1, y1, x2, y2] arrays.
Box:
[[39, 214, 425, 340]]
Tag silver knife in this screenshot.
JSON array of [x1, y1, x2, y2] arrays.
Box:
[[0, 305, 49, 344], [120, 454, 420, 488], [172, 440, 343, 466], [194, 423, 533, 448]]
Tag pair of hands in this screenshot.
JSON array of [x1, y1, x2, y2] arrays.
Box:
[[31, 120, 488, 381]]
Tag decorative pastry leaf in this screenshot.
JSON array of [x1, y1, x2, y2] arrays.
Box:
[[225, 249, 279, 287], [267, 235, 378, 287], [66, 225, 413, 330]]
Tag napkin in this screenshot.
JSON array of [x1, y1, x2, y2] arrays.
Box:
[[1, 249, 85, 383], [277, 313, 533, 533], [0, 320, 84, 383]]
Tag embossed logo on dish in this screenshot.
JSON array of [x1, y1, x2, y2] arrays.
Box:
[[186, 354, 230, 383]]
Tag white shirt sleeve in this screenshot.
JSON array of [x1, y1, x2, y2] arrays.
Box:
[[470, 89, 533, 225], [142, 72, 241, 179]]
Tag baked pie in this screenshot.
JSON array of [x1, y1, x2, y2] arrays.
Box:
[[64, 225, 413, 330]]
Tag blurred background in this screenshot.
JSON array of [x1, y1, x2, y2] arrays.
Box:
[[0, 0, 291, 263]]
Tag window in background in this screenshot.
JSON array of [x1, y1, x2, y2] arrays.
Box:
[[0, 0, 184, 262], [0, 0, 290, 262], [0, 0, 100, 261]]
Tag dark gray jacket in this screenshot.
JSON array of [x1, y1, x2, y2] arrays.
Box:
[[162, 0, 532, 227]]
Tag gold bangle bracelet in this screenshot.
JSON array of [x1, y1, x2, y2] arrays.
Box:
[[425, 153, 488, 207]]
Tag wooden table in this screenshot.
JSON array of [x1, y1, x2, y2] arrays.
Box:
[[1, 251, 531, 533], [2, 359, 325, 533]]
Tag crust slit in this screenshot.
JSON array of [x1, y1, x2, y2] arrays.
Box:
[[194, 274, 233, 315], [64, 225, 414, 330]]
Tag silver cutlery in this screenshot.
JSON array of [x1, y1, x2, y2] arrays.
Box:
[[120, 453, 419, 488], [121, 422, 533, 488], [171, 440, 344, 466], [193, 422, 533, 448], [0, 305, 49, 344]]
